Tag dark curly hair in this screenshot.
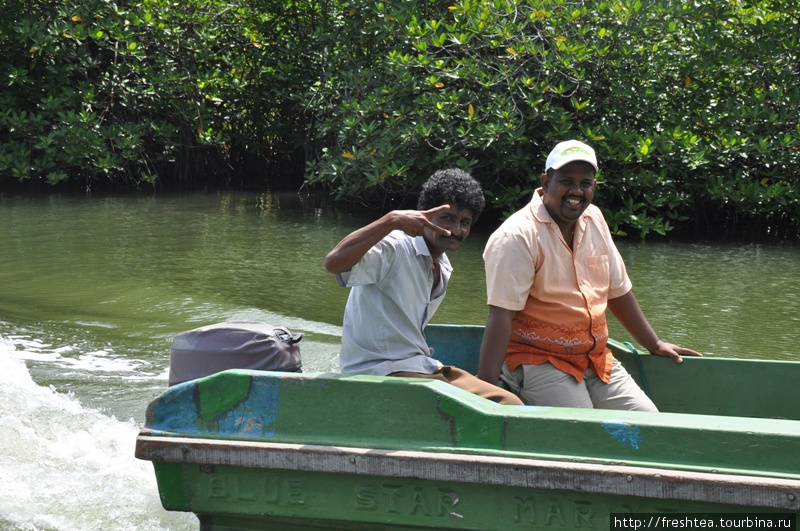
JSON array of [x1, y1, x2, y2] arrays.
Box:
[[417, 169, 485, 221]]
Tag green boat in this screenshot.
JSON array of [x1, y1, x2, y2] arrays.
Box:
[[136, 324, 800, 530]]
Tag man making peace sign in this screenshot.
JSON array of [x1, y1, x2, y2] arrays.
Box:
[[325, 169, 523, 406]]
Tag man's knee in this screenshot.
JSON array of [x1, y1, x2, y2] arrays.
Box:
[[589, 362, 658, 411], [515, 363, 593, 408]]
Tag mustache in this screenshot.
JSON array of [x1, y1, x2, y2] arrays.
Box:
[[446, 233, 465, 242]]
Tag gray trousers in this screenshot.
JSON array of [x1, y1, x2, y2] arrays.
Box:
[[500, 358, 657, 411]]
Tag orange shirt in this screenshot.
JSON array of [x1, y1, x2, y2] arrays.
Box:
[[483, 189, 632, 383]]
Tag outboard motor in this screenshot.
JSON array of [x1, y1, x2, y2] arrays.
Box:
[[168, 321, 302, 386]]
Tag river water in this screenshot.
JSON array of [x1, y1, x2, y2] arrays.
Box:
[[1, 191, 798, 530]]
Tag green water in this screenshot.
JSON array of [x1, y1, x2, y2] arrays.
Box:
[[1, 191, 799, 423], [1, 190, 799, 531]]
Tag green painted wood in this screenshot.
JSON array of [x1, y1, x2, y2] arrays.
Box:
[[162, 462, 795, 531], [151, 461, 188, 511], [141, 370, 800, 479], [139, 435, 800, 530], [137, 324, 800, 531], [610, 340, 800, 420], [428, 324, 800, 421]]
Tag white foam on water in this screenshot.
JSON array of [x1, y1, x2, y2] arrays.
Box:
[[7, 332, 145, 376], [0, 336, 197, 531]]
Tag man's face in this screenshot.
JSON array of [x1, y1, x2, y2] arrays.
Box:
[[541, 161, 596, 228], [423, 205, 474, 255]]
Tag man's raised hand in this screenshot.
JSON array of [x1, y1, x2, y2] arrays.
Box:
[[392, 205, 452, 237]]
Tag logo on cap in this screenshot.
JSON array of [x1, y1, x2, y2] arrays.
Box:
[[561, 147, 591, 156]]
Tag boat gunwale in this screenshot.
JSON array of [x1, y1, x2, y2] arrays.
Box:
[[135, 433, 800, 511], [142, 369, 800, 482]]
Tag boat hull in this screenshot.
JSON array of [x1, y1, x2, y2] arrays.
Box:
[[136, 325, 800, 530], [137, 435, 799, 530]]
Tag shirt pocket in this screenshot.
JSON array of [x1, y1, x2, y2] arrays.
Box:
[[581, 255, 611, 302]]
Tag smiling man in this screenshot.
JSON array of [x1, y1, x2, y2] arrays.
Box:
[[477, 140, 701, 410], [325, 169, 523, 405]]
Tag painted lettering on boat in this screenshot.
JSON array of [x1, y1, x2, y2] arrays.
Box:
[[512, 497, 596, 527], [354, 484, 462, 519], [206, 474, 306, 506]]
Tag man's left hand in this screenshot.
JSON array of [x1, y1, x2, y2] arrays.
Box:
[[650, 341, 703, 364]]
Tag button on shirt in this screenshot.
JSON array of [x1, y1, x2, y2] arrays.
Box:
[[336, 231, 450, 375], [484, 189, 632, 383]]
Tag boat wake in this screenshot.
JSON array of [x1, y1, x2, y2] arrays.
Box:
[[0, 336, 196, 531]]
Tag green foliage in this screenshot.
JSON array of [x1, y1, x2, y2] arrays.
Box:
[[0, 0, 321, 189], [306, 0, 562, 206], [2, 0, 799, 240], [305, 0, 800, 239], [1, 0, 214, 187], [585, 0, 800, 240]]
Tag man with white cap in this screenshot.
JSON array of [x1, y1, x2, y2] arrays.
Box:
[[477, 140, 701, 410]]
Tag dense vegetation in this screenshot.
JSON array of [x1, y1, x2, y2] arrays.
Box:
[[2, 0, 799, 240]]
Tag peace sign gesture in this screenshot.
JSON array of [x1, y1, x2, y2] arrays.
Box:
[[391, 204, 453, 238], [324, 205, 453, 274]]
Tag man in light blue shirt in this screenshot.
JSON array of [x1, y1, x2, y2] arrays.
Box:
[[325, 169, 523, 405]]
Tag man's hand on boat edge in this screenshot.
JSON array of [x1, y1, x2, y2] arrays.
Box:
[[650, 340, 703, 364]]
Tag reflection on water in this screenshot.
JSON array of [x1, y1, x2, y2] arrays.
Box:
[[1, 193, 798, 376], [2, 192, 799, 396]]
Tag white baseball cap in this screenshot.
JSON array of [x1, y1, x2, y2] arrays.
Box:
[[545, 140, 598, 172]]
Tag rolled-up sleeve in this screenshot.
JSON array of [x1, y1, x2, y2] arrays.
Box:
[[335, 239, 394, 288]]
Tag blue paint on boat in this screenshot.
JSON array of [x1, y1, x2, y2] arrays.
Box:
[[147, 380, 205, 434], [145, 374, 282, 437], [202, 376, 281, 437], [602, 421, 641, 449], [234, 376, 280, 437]]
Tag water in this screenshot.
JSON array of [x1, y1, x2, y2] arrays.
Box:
[[0, 337, 196, 531], [1, 191, 799, 530]]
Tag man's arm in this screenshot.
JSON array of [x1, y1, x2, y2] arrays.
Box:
[[324, 206, 452, 275], [478, 305, 517, 383], [607, 290, 702, 363]]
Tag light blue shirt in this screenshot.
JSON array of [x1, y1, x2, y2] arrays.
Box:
[[336, 230, 452, 375]]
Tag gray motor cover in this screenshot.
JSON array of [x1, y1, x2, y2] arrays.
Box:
[[168, 321, 302, 386]]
